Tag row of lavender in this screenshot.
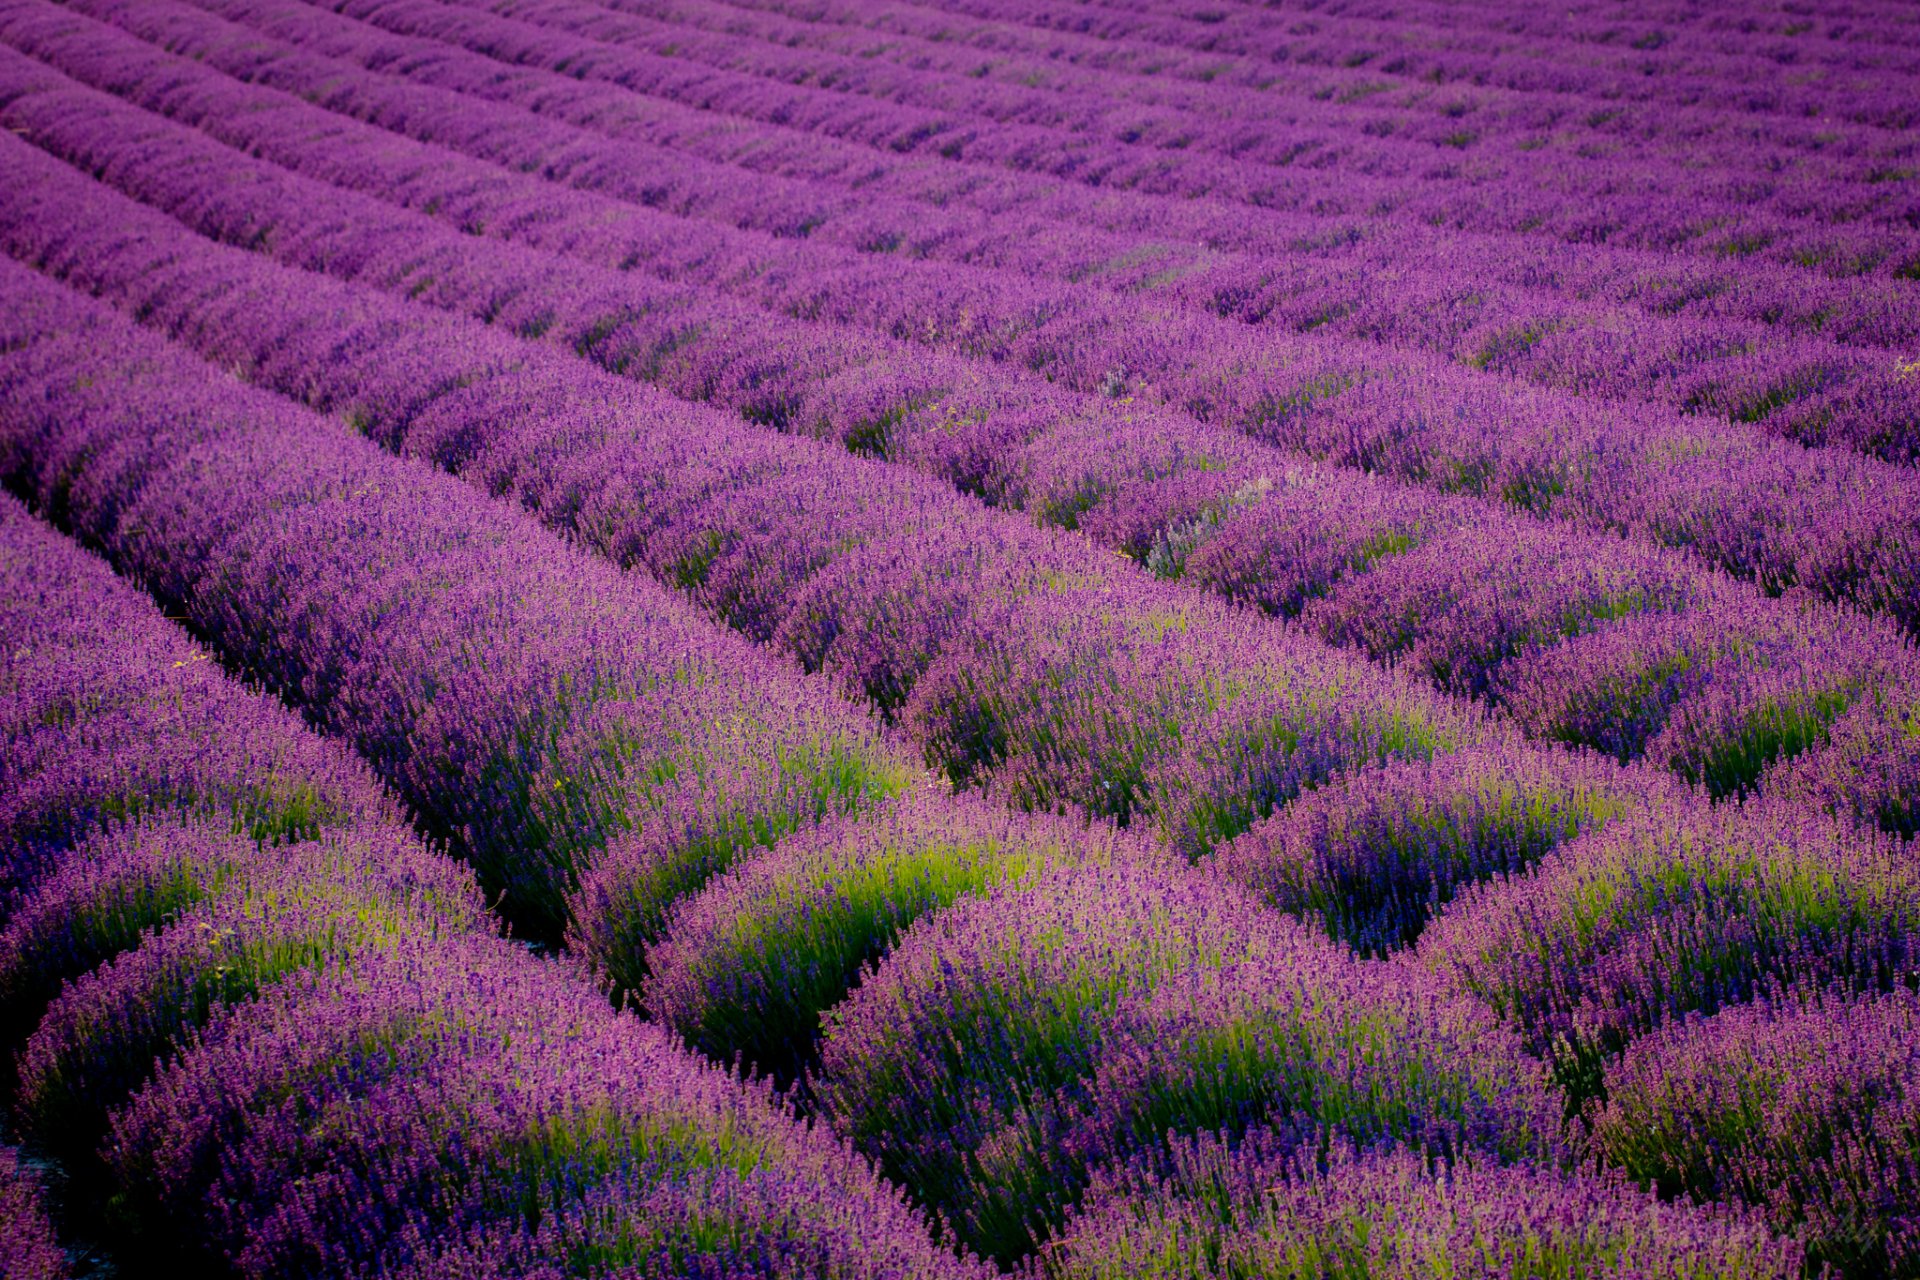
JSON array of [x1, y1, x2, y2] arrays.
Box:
[[2, 0, 1917, 1274], [561, 0, 1920, 184], [0, 44, 1678, 1050], [498, 0, 1920, 360], [387, 0, 1913, 442], [0, 486, 987, 1277], [0, 260, 1831, 1278], [0, 1148, 63, 1279], [119, 0, 1920, 468], [1, 5, 1914, 844], [9, 59, 1916, 931]]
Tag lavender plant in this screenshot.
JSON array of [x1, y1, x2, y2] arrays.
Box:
[[1040, 1131, 1801, 1279]]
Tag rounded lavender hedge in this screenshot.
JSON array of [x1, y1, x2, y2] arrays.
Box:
[[637, 789, 1144, 1080], [1301, 522, 1718, 699], [12, 824, 485, 1158], [1594, 985, 1920, 1276], [108, 937, 979, 1280], [1493, 597, 1917, 801], [0, 819, 281, 1044], [535, 688, 914, 980], [1214, 743, 1675, 955], [1421, 798, 1920, 1105], [814, 859, 1557, 1264], [0, 259, 917, 946], [0, 495, 398, 901], [898, 578, 1471, 842], [0, 446, 969, 1277], [1039, 1131, 1801, 1279], [392, 1162, 993, 1280], [0, 1147, 67, 1280], [1765, 692, 1920, 840]]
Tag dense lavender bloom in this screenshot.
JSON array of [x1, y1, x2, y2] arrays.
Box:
[[772, 520, 1081, 714], [1421, 799, 1920, 1105], [91, 0, 1920, 348], [108, 936, 964, 1280], [393, 1154, 994, 1280], [1493, 593, 1920, 807], [1303, 523, 1723, 698], [902, 582, 1471, 842], [0, 50, 1901, 850], [1595, 985, 1920, 1277], [0, 495, 398, 895], [638, 790, 1143, 1079], [1177, 469, 1474, 617], [12, 824, 484, 1157], [0, 818, 277, 1043], [1643, 614, 1918, 798], [813, 860, 1280, 1260], [232, 0, 1920, 279], [1147, 663, 1478, 860], [1216, 744, 1678, 954], [814, 859, 1551, 1263], [1040, 1132, 1800, 1279], [528, 684, 910, 970], [1076, 949, 1561, 1180], [0, 14, 1904, 706], [0, 339, 955, 1274], [0, 121, 1493, 865], [1766, 694, 1920, 839], [0, 260, 912, 940], [1493, 603, 1792, 763], [0, 1147, 67, 1280], [3, 5, 1919, 1273], [13, 0, 1913, 639]]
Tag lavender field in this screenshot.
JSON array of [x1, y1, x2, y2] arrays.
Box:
[[0, 0, 1916, 1274]]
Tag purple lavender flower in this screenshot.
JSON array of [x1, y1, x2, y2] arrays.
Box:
[[1765, 693, 1920, 839], [0, 496, 398, 897], [13, 824, 484, 1157], [109, 936, 971, 1279]]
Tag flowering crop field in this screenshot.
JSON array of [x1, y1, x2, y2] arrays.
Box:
[[0, 0, 1917, 1275]]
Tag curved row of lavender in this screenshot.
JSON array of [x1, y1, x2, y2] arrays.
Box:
[[0, 457, 1805, 1280], [4, 76, 1909, 926], [1, 18, 1916, 855], [898, 0, 1920, 134], [520, 0, 1920, 156], [0, 246, 934, 950], [0, 162, 1879, 1280], [0, 495, 985, 1276]]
